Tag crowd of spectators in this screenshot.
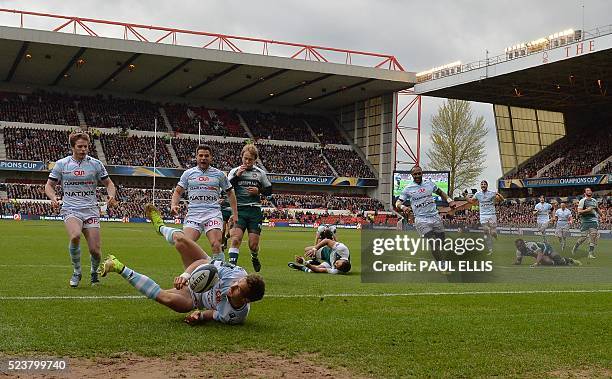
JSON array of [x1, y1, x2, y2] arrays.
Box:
[[505, 130, 612, 179], [3, 127, 99, 163], [257, 144, 334, 176], [0, 91, 79, 126], [305, 116, 347, 145], [101, 134, 176, 167], [171, 138, 244, 171], [268, 192, 385, 213], [165, 105, 246, 137], [78, 95, 161, 131], [241, 111, 316, 142], [323, 148, 376, 178]]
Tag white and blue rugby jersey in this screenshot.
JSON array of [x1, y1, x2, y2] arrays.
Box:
[[555, 208, 572, 227], [178, 166, 231, 213], [48, 155, 109, 211], [197, 260, 250, 324], [474, 190, 497, 218], [534, 202, 553, 223], [398, 179, 440, 221]]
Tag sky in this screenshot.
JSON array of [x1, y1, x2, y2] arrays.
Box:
[[1, 0, 610, 189]]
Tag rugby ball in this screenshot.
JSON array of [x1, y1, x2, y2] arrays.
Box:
[[189, 264, 220, 293]]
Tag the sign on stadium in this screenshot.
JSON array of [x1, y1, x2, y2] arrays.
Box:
[[498, 174, 609, 188], [0, 160, 46, 171]]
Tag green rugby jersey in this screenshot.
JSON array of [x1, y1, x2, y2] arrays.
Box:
[[578, 197, 599, 224], [227, 166, 272, 207]]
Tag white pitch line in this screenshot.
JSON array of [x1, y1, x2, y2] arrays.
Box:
[[0, 289, 610, 301]]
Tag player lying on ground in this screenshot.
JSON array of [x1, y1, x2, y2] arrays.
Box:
[[99, 204, 265, 325], [288, 230, 351, 274], [514, 239, 581, 267]]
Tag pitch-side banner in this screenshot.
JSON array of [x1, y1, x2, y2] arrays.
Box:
[[267, 174, 378, 187], [0, 160, 46, 171], [498, 174, 609, 189], [45, 163, 378, 187]]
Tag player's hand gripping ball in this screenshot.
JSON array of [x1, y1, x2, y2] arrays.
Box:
[[189, 264, 220, 293]]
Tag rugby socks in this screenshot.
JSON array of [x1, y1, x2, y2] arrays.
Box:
[[159, 226, 180, 245], [228, 247, 240, 265], [484, 234, 493, 253], [301, 266, 312, 273], [250, 249, 259, 259], [68, 242, 81, 274], [90, 254, 100, 274], [120, 267, 161, 300]]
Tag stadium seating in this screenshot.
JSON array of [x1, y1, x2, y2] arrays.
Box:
[[78, 95, 161, 131], [165, 104, 246, 137], [3, 127, 99, 163], [256, 144, 334, 176], [304, 115, 347, 145], [270, 192, 385, 213], [170, 138, 243, 172], [101, 134, 177, 168], [0, 91, 79, 126], [504, 131, 612, 179], [241, 111, 317, 142], [323, 148, 376, 178]]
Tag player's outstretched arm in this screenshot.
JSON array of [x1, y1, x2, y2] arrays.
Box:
[[101, 177, 117, 207], [227, 188, 239, 224], [184, 310, 215, 325], [44, 179, 60, 208], [171, 185, 184, 215], [434, 188, 456, 208]]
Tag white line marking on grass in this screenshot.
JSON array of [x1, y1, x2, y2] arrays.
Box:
[[0, 289, 610, 301], [0, 264, 71, 268]]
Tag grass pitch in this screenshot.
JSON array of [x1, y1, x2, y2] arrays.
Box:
[[0, 220, 610, 377]]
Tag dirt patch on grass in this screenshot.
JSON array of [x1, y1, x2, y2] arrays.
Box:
[[547, 366, 612, 378], [3, 351, 364, 378]]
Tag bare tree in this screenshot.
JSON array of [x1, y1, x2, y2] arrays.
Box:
[[426, 99, 487, 197]]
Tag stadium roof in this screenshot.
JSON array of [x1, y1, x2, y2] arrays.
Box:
[[414, 27, 612, 112], [0, 24, 414, 110]]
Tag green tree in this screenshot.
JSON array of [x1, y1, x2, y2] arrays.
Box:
[[426, 99, 487, 197]]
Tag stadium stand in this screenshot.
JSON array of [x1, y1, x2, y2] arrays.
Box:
[[170, 138, 244, 171], [78, 95, 162, 131], [304, 115, 347, 145], [3, 127, 99, 163], [0, 91, 79, 126], [256, 144, 334, 176], [241, 111, 317, 142], [165, 104, 246, 137], [504, 130, 612, 179], [101, 134, 177, 168], [323, 147, 376, 178]]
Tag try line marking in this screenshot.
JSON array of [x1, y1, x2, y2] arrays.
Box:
[[0, 289, 610, 300]]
